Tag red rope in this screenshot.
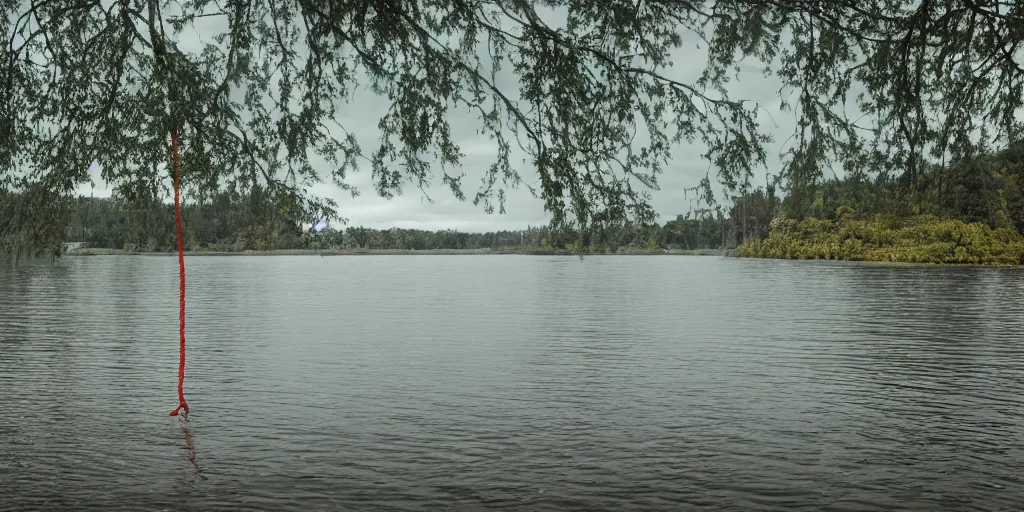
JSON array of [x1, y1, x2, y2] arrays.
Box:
[[169, 129, 190, 417]]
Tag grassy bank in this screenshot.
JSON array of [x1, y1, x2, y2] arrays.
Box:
[[738, 214, 1024, 266], [67, 247, 726, 257]]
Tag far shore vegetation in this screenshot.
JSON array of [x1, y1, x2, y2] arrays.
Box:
[[734, 142, 1024, 266], [19, 141, 1010, 266], [0, 140, 1012, 266], [66, 247, 726, 257], [49, 187, 733, 257]]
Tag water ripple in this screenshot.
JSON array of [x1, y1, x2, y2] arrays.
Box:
[[1, 255, 1023, 511]]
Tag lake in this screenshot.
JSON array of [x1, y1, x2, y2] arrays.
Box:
[[1, 255, 1023, 511]]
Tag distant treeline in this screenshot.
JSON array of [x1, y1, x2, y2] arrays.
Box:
[[33, 140, 1023, 261], [53, 183, 761, 253]]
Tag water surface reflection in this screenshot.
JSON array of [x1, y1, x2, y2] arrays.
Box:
[[1, 256, 1022, 511]]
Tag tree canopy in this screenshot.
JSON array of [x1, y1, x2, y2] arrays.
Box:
[[2, 0, 1023, 255]]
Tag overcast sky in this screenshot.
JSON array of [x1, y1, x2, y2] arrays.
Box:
[[75, 5, 806, 233]]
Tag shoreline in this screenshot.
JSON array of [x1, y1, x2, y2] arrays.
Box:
[[66, 247, 728, 257], [47, 248, 1024, 266], [739, 256, 1024, 269]]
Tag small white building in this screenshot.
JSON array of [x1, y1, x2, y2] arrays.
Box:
[[63, 242, 89, 251]]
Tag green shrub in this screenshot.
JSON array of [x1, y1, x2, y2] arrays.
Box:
[[738, 214, 1024, 266]]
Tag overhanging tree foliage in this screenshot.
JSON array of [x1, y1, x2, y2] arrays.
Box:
[[2, 0, 1023, 255]]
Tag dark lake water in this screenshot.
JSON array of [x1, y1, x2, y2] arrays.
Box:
[[2, 255, 1023, 511]]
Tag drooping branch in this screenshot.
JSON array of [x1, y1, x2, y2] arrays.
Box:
[[5, 0, 1023, 254]]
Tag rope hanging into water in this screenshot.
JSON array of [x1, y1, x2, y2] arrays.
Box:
[[169, 129, 190, 417]]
